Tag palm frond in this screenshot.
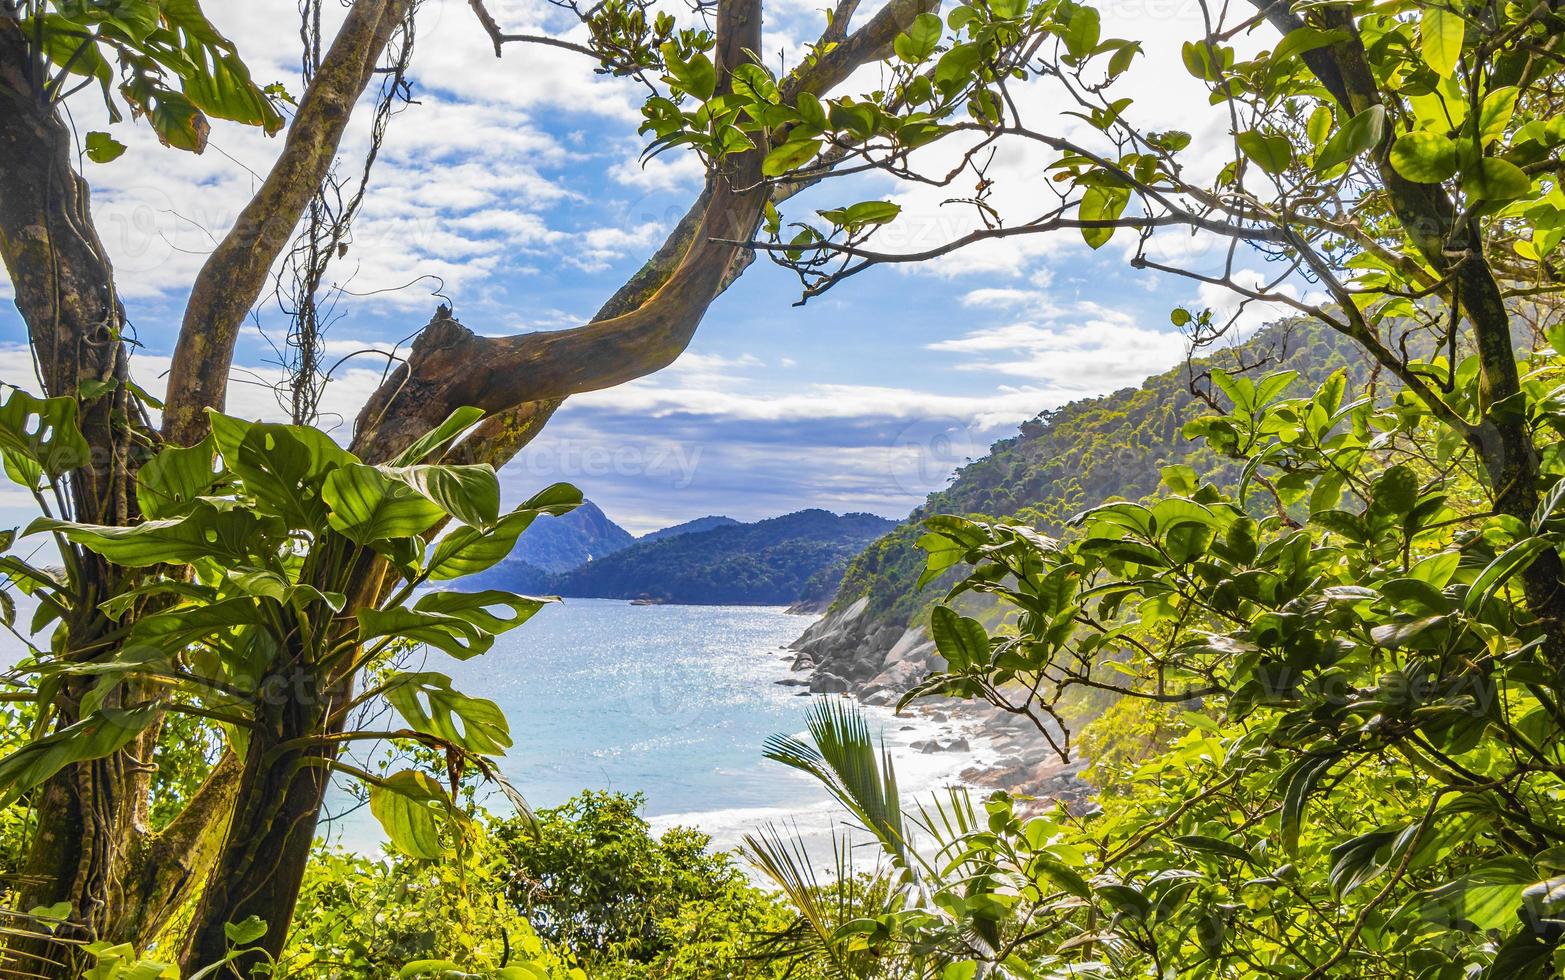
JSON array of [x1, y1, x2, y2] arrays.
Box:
[[763, 698, 920, 872], [744, 822, 892, 980]]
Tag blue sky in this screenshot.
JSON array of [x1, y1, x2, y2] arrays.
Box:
[[0, 0, 1301, 533]]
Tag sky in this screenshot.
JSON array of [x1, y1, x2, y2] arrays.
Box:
[[0, 0, 1303, 533]]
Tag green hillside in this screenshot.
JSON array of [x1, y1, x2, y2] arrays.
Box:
[[829, 321, 1367, 635]]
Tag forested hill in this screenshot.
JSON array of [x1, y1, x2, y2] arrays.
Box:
[[489, 510, 897, 605], [639, 515, 739, 542], [820, 320, 1368, 640], [499, 499, 635, 573]]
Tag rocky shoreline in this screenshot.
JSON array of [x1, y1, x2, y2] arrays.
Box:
[[784, 598, 1092, 807]]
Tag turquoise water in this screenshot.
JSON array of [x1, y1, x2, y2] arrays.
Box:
[[0, 595, 977, 853], [339, 598, 829, 837]]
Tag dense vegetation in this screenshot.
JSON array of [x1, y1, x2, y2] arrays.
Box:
[[281, 791, 798, 979], [493, 510, 897, 605], [828, 321, 1371, 637]]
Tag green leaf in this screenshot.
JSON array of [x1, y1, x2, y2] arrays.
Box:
[[27, 505, 268, 567], [762, 137, 822, 177], [1462, 157, 1532, 201], [1390, 131, 1458, 183], [383, 671, 512, 756], [163, 0, 284, 134], [0, 706, 158, 806], [934, 43, 984, 90], [519, 482, 582, 515], [322, 464, 446, 546], [1062, 6, 1101, 60], [1029, 855, 1092, 899], [930, 605, 989, 670], [425, 510, 539, 581], [391, 406, 485, 466], [0, 387, 91, 485], [85, 131, 127, 163], [1420, 7, 1464, 78], [413, 589, 548, 635], [1465, 536, 1552, 613], [1079, 183, 1130, 249], [208, 412, 353, 528], [820, 200, 902, 230], [1174, 833, 1257, 864], [369, 770, 453, 860], [1237, 129, 1291, 174], [795, 92, 828, 128], [222, 916, 268, 947], [661, 45, 716, 101], [1315, 105, 1385, 174], [379, 463, 501, 529], [894, 12, 943, 63], [135, 436, 217, 519], [1280, 755, 1333, 854], [1266, 27, 1348, 87], [1477, 86, 1518, 145]]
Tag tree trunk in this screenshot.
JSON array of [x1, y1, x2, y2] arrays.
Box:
[[0, 19, 169, 970]]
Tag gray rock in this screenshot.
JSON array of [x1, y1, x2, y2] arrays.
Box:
[[774, 677, 810, 687], [810, 673, 850, 694]]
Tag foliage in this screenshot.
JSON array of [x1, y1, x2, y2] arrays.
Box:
[[491, 790, 797, 979], [0, 391, 580, 963], [762, 344, 1565, 976], [283, 833, 575, 979], [15, 0, 285, 155], [829, 322, 1367, 642]]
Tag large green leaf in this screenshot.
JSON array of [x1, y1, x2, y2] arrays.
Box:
[[28, 504, 269, 567], [135, 435, 218, 519], [1389, 131, 1457, 183], [378, 464, 502, 529], [0, 706, 158, 806], [357, 606, 494, 660], [1315, 105, 1385, 174], [1237, 129, 1291, 175], [208, 412, 354, 529], [412, 590, 550, 635], [0, 388, 91, 486], [162, 0, 284, 133], [1420, 7, 1464, 78], [894, 12, 943, 64], [322, 464, 446, 546], [1462, 157, 1532, 202], [425, 510, 541, 581], [391, 406, 486, 467], [369, 770, 455, 860], [930, 606, 990, 671], [382, 671, 512, 755], [519, 482, 583, 515]]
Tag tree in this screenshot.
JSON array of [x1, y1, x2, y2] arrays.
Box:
[[0, 0, 932, 972], [658, 0, 1565, 972]]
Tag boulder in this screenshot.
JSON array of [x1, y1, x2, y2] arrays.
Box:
[[810, 673, 850, 694]]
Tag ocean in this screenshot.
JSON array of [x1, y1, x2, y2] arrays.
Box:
[[1, 595, 985, 857]]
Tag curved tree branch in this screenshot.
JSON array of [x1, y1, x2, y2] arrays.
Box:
[[161, 0, 412, 446]]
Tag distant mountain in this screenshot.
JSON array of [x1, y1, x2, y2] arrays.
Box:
[[482, 499, 634, 578], [482, 509, 897, 605], [639, 515, 739, 543]]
